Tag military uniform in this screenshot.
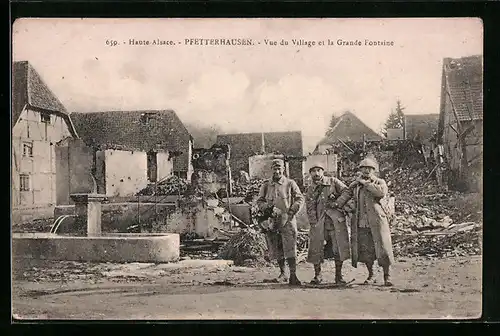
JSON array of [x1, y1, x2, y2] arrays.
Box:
[[256, 159, 305, 286], [257, 175, 304, 260]]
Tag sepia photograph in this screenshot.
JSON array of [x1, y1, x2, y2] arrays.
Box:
[[11, 18, 483, 320]]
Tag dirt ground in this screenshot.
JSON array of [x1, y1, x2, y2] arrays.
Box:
[[12, 255, 482, 320]]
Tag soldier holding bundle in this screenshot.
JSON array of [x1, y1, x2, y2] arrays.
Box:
[[256, 159, 305, 286]]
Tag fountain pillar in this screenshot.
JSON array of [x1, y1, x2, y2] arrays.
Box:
[[70, 193, 107, 236]]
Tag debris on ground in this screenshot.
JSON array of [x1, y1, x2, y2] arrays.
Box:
[[136, 176, 188, 196], [393, 225, 482, 258], [180, 239, 226, 260], [326, 140, 483, 261], [384, 166, 448, 197], [230, 178, 266, 198], [215, 227, 311, 266], [217, 228, 269, 266]]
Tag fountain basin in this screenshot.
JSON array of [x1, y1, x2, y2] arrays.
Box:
[[12, 232, 180, 263]]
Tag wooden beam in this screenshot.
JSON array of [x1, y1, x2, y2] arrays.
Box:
[[449, 123, 459, 135]]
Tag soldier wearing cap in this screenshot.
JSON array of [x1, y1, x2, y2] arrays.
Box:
[[336, 155, 395, 286], [256, 158, 305, 286], [305, 161, 351, 285]]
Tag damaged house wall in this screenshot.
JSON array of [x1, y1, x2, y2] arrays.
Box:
[[71, 110, 193, 182], [98, 149, 149, 198], [55, 142, 174, 203], [11, 61, 79, 223], [55, 138, 95, 205], [438, 55, 483, 192], [156, 151, 174, 182]]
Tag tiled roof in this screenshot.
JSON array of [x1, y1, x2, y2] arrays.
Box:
[[217, 132, 264, 158], [71, 110, 192, 171], [318, 111, 383, 145], [443, 55, 483, 121], [264, 131, 304, 156], [216, 131, 303, 157], [12, 61, 76, 135]]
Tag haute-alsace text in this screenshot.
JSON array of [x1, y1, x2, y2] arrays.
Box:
[[128, 38, 176, 46]]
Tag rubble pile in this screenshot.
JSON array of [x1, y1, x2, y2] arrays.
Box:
[[334, 141, 482, 260], [136, 176, 189, 196], [231, 178, 266, 198], [217, 228, 269, 266], [386, 166, 482, 258], [393, 224, 482, 258], [216, 228, 311, 266], [384, 167, 446, 196]]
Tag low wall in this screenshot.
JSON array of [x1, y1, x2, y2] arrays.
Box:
[[12, 233, 180, 263], [12, 205, 55, 225], [54, 202, 177, 232]]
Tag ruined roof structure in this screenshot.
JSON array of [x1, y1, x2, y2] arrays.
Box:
[[440, 55, 483, 122]]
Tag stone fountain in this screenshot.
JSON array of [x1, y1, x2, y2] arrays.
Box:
[[12, 162, 179, 263]]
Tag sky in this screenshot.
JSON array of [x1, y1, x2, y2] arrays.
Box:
[[12, 18, 482, 152]]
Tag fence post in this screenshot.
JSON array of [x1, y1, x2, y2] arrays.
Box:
[[137, 194, 141, 233]]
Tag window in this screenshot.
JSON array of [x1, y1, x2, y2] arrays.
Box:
[[22, 142, 33, 157], [20, 174, 30, 191], [40, 113, 51, 124]]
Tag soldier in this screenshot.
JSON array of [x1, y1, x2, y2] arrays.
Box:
[[256, 159, 305, 286], [336, 157, 395, 286], [305, 162, 351, 285]]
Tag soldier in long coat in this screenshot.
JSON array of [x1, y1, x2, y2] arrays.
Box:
[[336, 157, 395, 286], [257, 159, 305, 286], [305, 163, 351, 285]]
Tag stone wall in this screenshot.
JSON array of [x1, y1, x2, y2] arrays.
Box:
[[55, 202, 177, 232], [99, 149, 148, 197]]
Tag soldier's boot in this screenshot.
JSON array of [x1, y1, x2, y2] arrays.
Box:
[[287, 257, 302, 286], [276, 258, 288, 282], [310, 264, 322, 285], [383, 265, 393, 287], [364, 261, 376, 284], [334, 260, 347, 285]]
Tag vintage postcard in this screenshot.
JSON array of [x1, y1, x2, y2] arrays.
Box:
[[11, 18, 483, 320]]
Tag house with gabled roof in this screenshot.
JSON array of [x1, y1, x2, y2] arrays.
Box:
[[437, 54, 483, 192], [11, 61, 79, 220], [314, 111, 383, 153], [70, 110, 194, 197]]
